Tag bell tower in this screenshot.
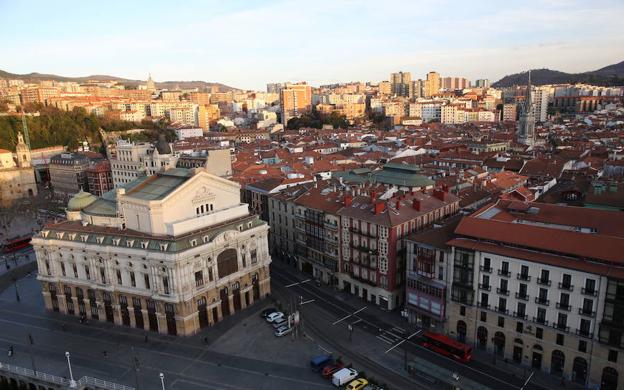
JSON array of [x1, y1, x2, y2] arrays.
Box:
[[15, 132, 32, 168]]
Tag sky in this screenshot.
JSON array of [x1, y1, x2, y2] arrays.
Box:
[[1, 0, 623, 90]]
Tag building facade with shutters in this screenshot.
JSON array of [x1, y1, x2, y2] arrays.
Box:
[[446, 200, 624, 390], [32, 167, 271, 336]]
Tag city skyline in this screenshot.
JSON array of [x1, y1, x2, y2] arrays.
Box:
[[1, 0, 623, 90]]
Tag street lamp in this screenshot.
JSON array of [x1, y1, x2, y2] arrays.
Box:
[[159, 372, 165, 390], [12, 277, 20, 302], [65, 351, 77, 388]]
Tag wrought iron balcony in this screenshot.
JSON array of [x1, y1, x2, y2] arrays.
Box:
[[496, 287, 510, 296], [478, 283, 491, 291], [535, 297, 550, 306], [536, 278, 551, 286], [532, 316, 548, 325], [558, 282, 574, 292], [578, 308, 596, 318], [513, 311, 528, 320], [517, 273, 531, 282], [556, 302, 572, 311], [515, 292, 529, 301], [581, 287, 597, 297], [575, 329, 593, 339], [497, 269, 511, 277], [480, 266, 493, 273]]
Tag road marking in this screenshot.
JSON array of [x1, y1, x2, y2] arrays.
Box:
[[0, 316, 330, 388], [332, 306, 366, 325], [272, 266, 529, 390], [376, 335, 393, 344]]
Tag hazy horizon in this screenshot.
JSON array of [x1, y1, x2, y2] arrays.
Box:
[[1, 0, 623, 90]]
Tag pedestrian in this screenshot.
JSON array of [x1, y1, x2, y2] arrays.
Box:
[[203, 337, 208, 344], [102, 350, 108, 358], [144, 334, 148, 343]]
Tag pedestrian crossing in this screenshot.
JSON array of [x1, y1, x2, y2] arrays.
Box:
[[376, 326, 407, 345]]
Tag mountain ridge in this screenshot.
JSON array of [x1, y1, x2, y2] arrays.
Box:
[[0, 69, 238, 92], [492, 61, 624, 87]]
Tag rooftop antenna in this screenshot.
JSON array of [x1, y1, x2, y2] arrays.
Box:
[[21, 108, 31, 148]]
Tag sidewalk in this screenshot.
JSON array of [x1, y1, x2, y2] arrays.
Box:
[[472, 348, 584, 390]]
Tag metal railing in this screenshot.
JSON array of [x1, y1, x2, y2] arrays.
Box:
[[0, 362, 135, 390]]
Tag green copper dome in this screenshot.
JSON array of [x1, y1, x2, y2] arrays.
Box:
[[67, 189, 97, 211]]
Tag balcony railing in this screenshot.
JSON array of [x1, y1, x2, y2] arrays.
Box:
[[536, 278, 551, 286], [558, 282, 574, 292], [556, 302, 572, 311], [575, 329, 593, 339], [532, 316, 548, 325], [517, 273, 531, 282], [496, 287, 510, 296], [513, 311, 528, 320], [515, 292, 529, 301], [480, 266, 493, 273], [551, 323, 570, 333], [495, 306, 509, 314], [497, 269, 511, 277], [535, 297, 550, 306], [478, 283, 491, 291], [581, 287, 597, 297], [478, 302, 490, 309], [578, 308, 596, 318], [324, 221, 339, 230]]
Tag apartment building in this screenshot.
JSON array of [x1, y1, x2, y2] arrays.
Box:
[[269, 174, 460, 311], [33, 168, 271, 336], [109, 137, 178, 188], [446, 200, 623, 390], [280, 82, 312, 124]]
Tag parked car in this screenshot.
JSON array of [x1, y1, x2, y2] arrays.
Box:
[[332, 368, 358, 387], [266, 312, 284, 323], [310, 355, 334, 372], [346, 378, 368, 390], [362, 385, 384, 390], [260, 308, 277, 318], [322, 361, 345, 379], [274, 326, 293, 337], [272, 318, 289, 329]]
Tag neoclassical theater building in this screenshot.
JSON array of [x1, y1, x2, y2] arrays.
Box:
[[32, 167, 271, 335]]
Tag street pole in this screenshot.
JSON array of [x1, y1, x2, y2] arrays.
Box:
[[13, 277, 20, 302], [159, 372, 165, 390], [131, 346, 140, 390], [27, 334, 36, 373], [65, 351, 77, 388]]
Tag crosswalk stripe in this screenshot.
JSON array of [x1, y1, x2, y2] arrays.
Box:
[[376, 334, 394, 344]]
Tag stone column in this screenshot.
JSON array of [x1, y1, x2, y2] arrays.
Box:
[[157, 313, 168, 335], [128, 305, 136, 327], [112, 305, 122, 325], [41, 291, 53, 311]]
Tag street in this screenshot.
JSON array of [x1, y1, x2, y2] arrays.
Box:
[[270, 261, 553, 390]]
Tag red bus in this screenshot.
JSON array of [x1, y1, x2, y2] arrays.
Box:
[[1, 237, 32, 254], [421, 331, 473, 363]]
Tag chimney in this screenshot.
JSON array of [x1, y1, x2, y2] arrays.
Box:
[[434, 188, 447, 201], [395, 200, 401, 210], [374, 202, 385, 215], [370, 190, 377, 202], [442, 184, 449, 192], [412, 199, 421, 211], [344, 195, 353, 207]]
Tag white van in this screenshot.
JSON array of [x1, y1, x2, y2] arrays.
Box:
[[332, 368, 358, 387], [266, 312, 284, 323]]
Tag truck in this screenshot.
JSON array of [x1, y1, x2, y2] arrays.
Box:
[[332, 368, 358, 387]]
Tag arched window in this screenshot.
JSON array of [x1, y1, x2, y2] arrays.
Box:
[[601, 367, 619, 390], [217, 248, 238, 279], [572, 357, 588, 384], [494, 331, 505, 356], [456, 320, 467, 342], [551, 350, 565, 377], [477, 326, 488, 349]]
